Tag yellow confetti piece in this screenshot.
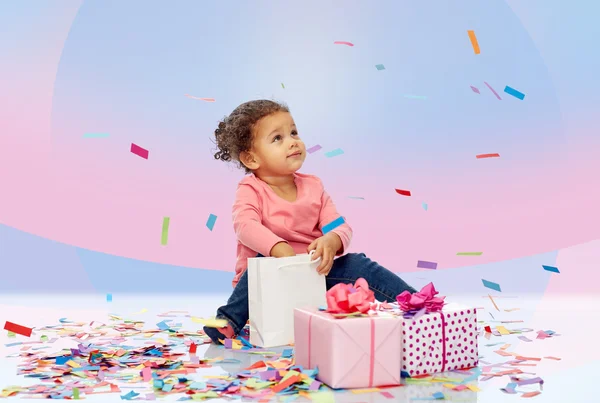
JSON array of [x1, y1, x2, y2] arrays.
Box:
[[496, 326, 511, 335], [443, 383, 456, 389], [500, 344, 511, 350], [504, 308, 520, 312], [203, 375, 231, 379], [155, 338, 168, 345], [132, 308, 148, 315], [191, 317, 228, 328], [351, 388, 381, 394], [467, 384, 482, 392], [66, 360, 81, 368]]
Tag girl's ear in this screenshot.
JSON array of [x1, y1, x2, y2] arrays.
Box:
[[240, 150, 260, 171]]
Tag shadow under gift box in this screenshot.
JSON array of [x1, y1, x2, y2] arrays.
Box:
[[294, 308, 402, 389]]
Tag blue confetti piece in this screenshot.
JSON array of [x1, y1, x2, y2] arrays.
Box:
[[375, 64, 386, 70], [206, 213, 217, 231], [56, 356, 72, 365], [422, 202, 428, 211], [322, 216, 345, 234], [106, 293, 112, 302], [121, 390, 140, 400], [504, 85, 525, 100], [156, 320, 170, 330], [282, 348, 293, 358], [83, 132, 110, 138], [542, 265, 560, 273], [482, 279, 502, 292], [324, 148, 344, 158], [432, 392, 445, 399]]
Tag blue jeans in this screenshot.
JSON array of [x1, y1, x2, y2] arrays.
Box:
[[207, 253, 417, 339]]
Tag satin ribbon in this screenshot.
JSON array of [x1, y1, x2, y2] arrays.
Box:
[[326, 278, 375, 314], [396, 282, 445, 313], [307, 313, 376, 386]]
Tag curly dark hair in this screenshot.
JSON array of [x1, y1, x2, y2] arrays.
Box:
[[213, 99, 289, 173]]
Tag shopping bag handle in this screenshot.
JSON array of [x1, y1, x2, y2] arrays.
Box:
[[277, 250, 321, 270]]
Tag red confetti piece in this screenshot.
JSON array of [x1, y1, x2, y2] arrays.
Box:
[[189, 342, 197, 354], [4, 321, 33, 337], [476, 153, 500, 159], [484, 326, 492, 333], [130, 143, 149, 159], [395, 189, 411, 196], [333, 41, 354, 47]]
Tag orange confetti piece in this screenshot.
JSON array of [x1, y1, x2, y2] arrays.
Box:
[[488, 294, 500, 311], [467, 30, 480, 54], [544, 356, 561, 360], [476, 153, 500, 159], [522, 391, 541, 398]]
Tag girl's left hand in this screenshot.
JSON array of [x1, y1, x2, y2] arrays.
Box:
[[308, 233, 342, 276]]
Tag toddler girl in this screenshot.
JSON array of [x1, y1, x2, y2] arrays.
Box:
[[203, 99, 416, 343]]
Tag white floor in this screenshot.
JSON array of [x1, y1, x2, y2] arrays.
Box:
[[1, 292, 597, 402]]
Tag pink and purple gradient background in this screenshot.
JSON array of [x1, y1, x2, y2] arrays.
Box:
[[0, 0, 598, 294]]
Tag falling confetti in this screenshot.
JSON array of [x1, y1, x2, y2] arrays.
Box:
[[484, 81, 502, 100], [395, 189, 411, 196], [206, 214, 217, 231], [470, 86, 480, 94], [334, 41, 354, 47], [130, 143, 149, 159], [83, 133, 109, 138], [307, 144, 322, 154], [467, 30, 481, 54], [375, 64, 386, 71], [476, 153, 500, 159], [184, 94, 215, 102], [324, 148, 344, 158], [161, 217, 170, 245]]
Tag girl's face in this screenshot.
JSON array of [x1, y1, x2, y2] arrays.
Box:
[[243, 111, 306, 176]]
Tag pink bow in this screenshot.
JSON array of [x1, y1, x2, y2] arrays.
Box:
[[326, 278, 375, 314], [396, 282, 445, 313]]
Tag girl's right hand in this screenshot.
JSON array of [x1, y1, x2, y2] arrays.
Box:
[[269, 241, 296, 258]]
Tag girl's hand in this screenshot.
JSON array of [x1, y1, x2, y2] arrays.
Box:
[[307, 233, 342, 276]]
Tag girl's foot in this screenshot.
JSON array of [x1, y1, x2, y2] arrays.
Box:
[[203, 321, 235, 344]]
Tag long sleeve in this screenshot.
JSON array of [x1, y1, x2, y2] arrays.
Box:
[[319, 190, 353, 255], [232, 183, 288, 257]]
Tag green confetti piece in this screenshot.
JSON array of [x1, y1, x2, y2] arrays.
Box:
[[7, 331, 16, 338], [456, 252, 483, 256], [403, 94, 427, 100], [73, 388, 79, 399], [161, 217, 170, 245], [281, 83, 285, 89], [40, 335, 48, 342]]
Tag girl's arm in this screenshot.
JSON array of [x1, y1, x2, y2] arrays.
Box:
[[318, 190, 353, 255], [232, 184, 289, 257]]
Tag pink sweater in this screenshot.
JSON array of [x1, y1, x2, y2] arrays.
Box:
[[231, 172, 353, 287]]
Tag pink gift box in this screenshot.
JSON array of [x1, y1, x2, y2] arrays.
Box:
[[294, 308, 402, 389], [401, 303, 479, 376]]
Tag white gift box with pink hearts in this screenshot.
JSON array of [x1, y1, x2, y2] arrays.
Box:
[[400, 303, 479, 377]]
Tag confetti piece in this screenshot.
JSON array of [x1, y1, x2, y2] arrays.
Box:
[[334, 41, 354, 47], [206, 214, 217, 231], [106, 293, 112, 302], [161, 217, 170, 245], [522, 391, 541, 398], [189, 342, 197, 354], [467, 384, 481, 392], [83, 133, 109, 138], [457, 251, 483, 256], [417, 260, 438, 270], [380, 391, 395, 399], [348, 196, 364, 200], [324, 148, 344, 158], [7, 331, 16, 338], [488, 294, 500, 311], [476, 153, 500, 159], [467, 30, 481, 54], [403, 94, 427, 100], [470, 86, 480, 94], [518, 336, 533, 342], [307, 144, 322, 154], [422, 202, 428, 211], [130, 143, 149, 159], [351, 388, 380, 394], [544, 356, 561, 360], [73, 387, 79, 399], [504, 86, 525, 100], [395, 189, 411, 196], [322, 216, 345, 234], [433, 391, 445, 399], [496, 326, 511, 335], [542, 265, 560, 273], [142, 367, 152, 382], [505, 308, 520, 312], [375, 64, 385, 71], [281, 83, 285, 89], [184, 94, 215, 102], [482, 279, 502, 292], [484, 81, 502, 100], [3, 321, 32, 337]]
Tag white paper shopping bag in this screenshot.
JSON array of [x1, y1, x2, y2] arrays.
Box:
[[248, 251, 326, 347]]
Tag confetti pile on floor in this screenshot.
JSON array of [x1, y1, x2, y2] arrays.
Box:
[[1, 298, 559, 401]]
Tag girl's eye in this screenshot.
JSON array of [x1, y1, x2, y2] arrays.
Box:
[[273, 135, 282, 142], [291, 130, 299, 136]]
